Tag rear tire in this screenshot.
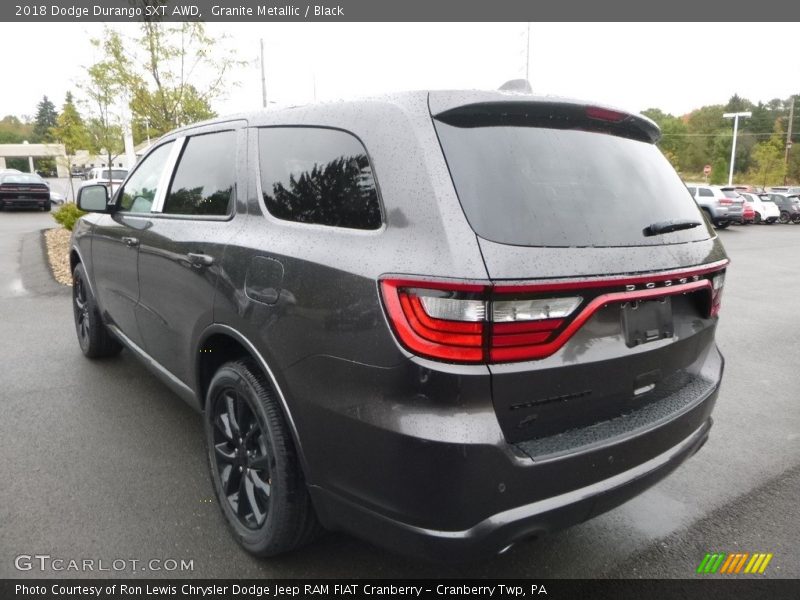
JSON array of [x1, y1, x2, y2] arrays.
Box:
[[780, 211, 790, 224], [715, 220, 730, 229], [205, 359, 322, 557], [72, 263, 122, 358], [793, 214, 800, 224], [754, 212, 761, 224]]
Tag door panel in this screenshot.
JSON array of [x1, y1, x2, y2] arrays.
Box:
[[90, 214, 147, 345], [135, 127, 244, 386]]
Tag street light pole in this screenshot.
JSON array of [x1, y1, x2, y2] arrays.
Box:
[[723, 111, 751, 186]]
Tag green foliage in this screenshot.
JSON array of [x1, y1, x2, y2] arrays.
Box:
[[32, 96, 58, 142], [88, 21, 244, 140], [51, 92, 90, 156], [80, 33, 127, 170], [0, 115, 33, 143], [747, 120, 787, 187], [710, 158, 729, 185], [52, 203, 86, 231]]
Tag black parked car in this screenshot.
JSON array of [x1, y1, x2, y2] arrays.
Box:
[[71, 90, 728, 561], [0, 172, 51, 211], [767, 193, 800, 223]]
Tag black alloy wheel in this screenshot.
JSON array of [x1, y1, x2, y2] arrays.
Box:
[[205, 359, 321, 556], [72, 263, 122, 358], [210, 385, 274, 530]]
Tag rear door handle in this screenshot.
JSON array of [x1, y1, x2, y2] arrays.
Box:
[[122, 236, 139, 247], [187, 253, 214, 267]]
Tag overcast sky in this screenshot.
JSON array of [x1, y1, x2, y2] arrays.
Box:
[[1, 22, 798, 121]]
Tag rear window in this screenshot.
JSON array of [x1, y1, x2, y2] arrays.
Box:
[[434, 122, 711, 247]]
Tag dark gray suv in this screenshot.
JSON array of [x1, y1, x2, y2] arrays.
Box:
[[71, 90, 728, 561]]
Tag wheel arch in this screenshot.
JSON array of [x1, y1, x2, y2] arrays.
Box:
[[194, 324, 310, 475]]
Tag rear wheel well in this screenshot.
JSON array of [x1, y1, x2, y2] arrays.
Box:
[[197, 333, 251, 409], [70, 249, 81, 274]]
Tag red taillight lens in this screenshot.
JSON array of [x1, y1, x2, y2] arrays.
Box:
[[380, 263, 727, 365], [718, 198, 734, 205], [380, 280, 486, 363]]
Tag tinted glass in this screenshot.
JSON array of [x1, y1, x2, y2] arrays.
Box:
[[686, 187, 696, 195], [164, 131, 235, 216], [258, 127, 381, 230], [435, 122, 710, 247], [117, 142, 174, 213], [698, 188, 714, 197]]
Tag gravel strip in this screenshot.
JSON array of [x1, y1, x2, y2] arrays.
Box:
[[44, 227, 72, 286]]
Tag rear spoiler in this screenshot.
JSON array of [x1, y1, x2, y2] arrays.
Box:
[[432, 101, 661, 144]]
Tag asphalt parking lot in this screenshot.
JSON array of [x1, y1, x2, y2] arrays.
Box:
[[1, 211, 798, 579]]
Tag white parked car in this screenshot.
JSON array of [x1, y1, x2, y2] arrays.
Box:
[[739, 192, 780, 224], [79, 168, 128, 195]]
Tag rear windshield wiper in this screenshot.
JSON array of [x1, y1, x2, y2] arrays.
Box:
[[643, 219, 703, 237]]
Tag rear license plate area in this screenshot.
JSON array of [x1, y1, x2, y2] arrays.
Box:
[[621, 298, 673, 348]]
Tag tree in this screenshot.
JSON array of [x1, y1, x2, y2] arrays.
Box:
[[32, 96, 58, 142], [81, 37, 127, 180], [90, 18, 245, 140], [0, 115, 33, 143], [747, 120, 787, 188], [51, 92, 91, 198]]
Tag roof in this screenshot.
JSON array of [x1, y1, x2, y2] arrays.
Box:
[[162, 89, 660, 141]]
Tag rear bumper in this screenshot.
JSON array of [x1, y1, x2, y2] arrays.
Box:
[[310, 417, 712, 562], [1, 198, 49, 208], [301, 345, 722, 561]]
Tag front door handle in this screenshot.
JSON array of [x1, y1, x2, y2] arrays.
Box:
[[187, 253, 214, 267], [122, 236, 139, 248]]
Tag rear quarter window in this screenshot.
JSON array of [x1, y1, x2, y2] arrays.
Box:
[[257, 127, 381, 230]]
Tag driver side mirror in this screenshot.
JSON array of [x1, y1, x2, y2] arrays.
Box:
[[77, 184, 111, 213]]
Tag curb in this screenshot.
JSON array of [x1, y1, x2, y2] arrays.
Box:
[[18, 229, 70, 297]]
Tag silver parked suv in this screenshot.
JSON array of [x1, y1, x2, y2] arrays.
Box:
[[686, 184, 744, 229]]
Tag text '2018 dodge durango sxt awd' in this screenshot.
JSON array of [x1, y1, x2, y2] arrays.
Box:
[[70, 89, 727, 561]]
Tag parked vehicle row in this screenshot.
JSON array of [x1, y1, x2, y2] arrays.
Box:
[[686, 183, 800, 226]]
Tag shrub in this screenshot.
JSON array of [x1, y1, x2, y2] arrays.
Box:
[[52, 203, 86, 231]]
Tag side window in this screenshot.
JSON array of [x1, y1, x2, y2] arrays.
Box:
[[698, 188, 713, 197], [163, 130, 236, 216], [686, 187, 696, 195], [258, 127, 382, 230], [117, 142, 174, 213]]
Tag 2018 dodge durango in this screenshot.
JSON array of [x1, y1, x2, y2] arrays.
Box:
[[70, 89, 727, 561]]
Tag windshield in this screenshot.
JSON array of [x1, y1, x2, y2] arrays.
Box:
[[1, 174, 44, 185], [434, 122, 712, 247]]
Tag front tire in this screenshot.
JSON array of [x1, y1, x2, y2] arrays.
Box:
[[72, 264, 122, 358], [780, 211, 790, 224], [205, 359, 321, 557]]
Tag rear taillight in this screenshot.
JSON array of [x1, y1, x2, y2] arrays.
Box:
[[380, 261, 728, 364], [718, 198, 734, 206]]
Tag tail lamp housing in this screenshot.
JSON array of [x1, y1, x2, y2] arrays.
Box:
[[380, 261, 728, 364]]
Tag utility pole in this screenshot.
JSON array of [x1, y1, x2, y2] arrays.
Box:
[[723, 111, 751, 186], [525, 23, 530, 82], [785, 96, 794, 184], [260, 38, 267, 109]]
